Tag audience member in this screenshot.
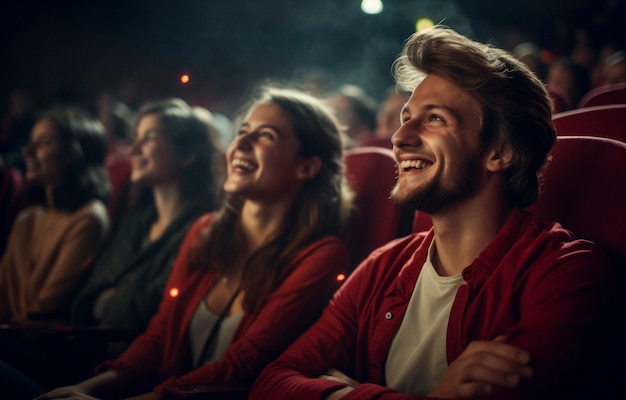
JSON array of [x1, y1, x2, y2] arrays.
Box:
[[546, 57, 591, 109], [71, 98, 223, 332], [0, 107, 111, 324], [0, 88, 40, 172], [326, 84, 378, 148], [250, 26, 613, 399], [374, 86, 410, 142], [604, 50, 626, 85], [36, 86, 353, 399]]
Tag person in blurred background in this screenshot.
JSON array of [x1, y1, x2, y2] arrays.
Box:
[[604, 50, 626, 85], [0, 107, 110, 324], [326, 84, 378, 148], [373, 86, 410, 144], [37, 86, 353, 400], [71, 98, 223, 333], [546, 57, 591, 109]]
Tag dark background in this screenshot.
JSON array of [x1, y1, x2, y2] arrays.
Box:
[[2, 0, 625, 116]]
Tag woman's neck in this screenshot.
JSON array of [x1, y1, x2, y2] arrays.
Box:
[[239, 199, 291, 254], [150, 183, 190, 241]]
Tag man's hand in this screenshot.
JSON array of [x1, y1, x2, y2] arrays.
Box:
[[321, 369, 360, 400], [428, 336, 533, 398]]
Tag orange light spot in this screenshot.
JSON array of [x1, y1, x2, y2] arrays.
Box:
[[169, 288, 179, 297], [336, 273, 346, 282], [180, 74, 190, 84]]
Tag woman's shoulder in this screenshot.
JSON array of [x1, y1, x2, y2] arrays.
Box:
[[74, 200, 110, 228], [190, 211, 220, 233]]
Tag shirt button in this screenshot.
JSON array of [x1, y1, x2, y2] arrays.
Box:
[[385, 311, 392, 320]]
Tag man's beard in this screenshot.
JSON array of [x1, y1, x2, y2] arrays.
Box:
[[391, 152, 481, 214]]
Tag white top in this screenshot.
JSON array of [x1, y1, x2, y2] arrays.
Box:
[[385, 239, 465, 395], [189, 299, 243, 367]]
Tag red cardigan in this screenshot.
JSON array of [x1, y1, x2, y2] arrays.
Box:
[[251, 208, 614, 399], [98, 212, 349, 394]]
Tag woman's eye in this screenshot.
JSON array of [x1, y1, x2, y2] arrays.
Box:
[[260, 131, 275, 140]]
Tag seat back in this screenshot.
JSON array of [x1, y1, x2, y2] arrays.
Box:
[[344, 146, 413, 268], [526, 135, 626, 266], [578, 82, 626, 108], [552, 104, 626, 142]]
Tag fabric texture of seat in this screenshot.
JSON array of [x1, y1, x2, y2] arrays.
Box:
[[552, 104, 626, 142], [527, 135, 626, 266], [344, 146, 413, 268], [578, 82, 626, 108]]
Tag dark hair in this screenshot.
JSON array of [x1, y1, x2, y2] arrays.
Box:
[[132, 98, 224, 210], [394, 26, 556, 208], [31, 107, 111, 211], [193, 87, 354, 314]]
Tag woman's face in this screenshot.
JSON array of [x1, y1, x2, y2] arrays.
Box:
[[130, 114, 183, 186], [22, 118, 67, 186], [223, 102, 315, 203]]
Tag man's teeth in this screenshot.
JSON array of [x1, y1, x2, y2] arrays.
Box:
[[400, 159, 429, 170], [232, 159, 255, 170]]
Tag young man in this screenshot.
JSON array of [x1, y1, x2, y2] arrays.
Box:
[[250, 27, 614, 399]]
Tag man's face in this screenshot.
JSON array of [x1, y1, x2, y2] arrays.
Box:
[[390, 74, 486, 214]]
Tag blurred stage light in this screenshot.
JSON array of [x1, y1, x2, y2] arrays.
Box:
[[415, 18, 435, 32], [361, 0, 383, 15], [180, 74, 190, 84]]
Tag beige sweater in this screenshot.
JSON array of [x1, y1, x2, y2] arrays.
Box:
[[0, 200, 110, 323]]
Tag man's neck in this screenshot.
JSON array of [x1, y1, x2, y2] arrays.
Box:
[[430, 198, 512, 277]]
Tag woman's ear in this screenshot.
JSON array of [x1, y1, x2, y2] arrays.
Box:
[[486, 141, 514, 173], [296, 156, 322, 181]]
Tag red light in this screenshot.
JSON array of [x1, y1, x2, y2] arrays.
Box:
[[180, 74, 190, 84], [169, 288, 179, 297], [336, 273, 346, 282]]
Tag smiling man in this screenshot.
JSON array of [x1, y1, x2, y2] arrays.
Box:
[[249, 26, 614, 399]]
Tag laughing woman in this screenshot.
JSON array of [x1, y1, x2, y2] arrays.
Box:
[[38, 87, 354, 400]]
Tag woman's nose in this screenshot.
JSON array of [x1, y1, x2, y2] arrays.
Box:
[[129, 139, 142, 155], [234, 132, 254, 150]]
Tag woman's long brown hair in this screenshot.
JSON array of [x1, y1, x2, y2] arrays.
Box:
[[189, 87, 353, 314]]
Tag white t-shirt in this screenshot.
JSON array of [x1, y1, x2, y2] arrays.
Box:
[[385, 240, 465, 395], [189, 299, 243, 367]]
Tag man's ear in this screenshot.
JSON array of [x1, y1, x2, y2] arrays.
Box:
[[486, 141, 514, 172], [296, 156, 322, 180]]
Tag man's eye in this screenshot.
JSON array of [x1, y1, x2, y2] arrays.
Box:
[[428, 114, 443, 122]]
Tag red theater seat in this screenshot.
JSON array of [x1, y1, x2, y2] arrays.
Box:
[[344, 146, 413, 268], [552, 104, 626, 142], [527, 135, 626, 266], [578, 82, 626, 108]]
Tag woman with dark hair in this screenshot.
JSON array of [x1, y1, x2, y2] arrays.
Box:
[[0, 107, 110, 323], [71, 98, 223, 331], [38, 86, 353, 399]]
